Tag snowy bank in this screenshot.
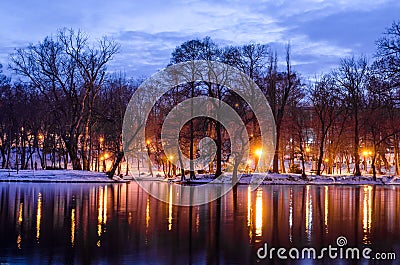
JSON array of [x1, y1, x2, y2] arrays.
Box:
[[130, 172, 400, 185], [0, 169, 119, 183]]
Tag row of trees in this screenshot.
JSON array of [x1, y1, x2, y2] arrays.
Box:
[[0, 29, 135, 175], [0, 21, 399, 179]]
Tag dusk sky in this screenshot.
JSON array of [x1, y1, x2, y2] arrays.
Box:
[[1, 0, 400, 79]]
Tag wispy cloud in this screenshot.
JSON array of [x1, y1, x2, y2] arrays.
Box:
[[1, 0, 399, 78]]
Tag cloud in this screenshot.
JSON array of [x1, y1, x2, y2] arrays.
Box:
[[1, 0, 399, 78]]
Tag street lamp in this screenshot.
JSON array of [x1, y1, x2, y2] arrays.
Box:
[[255, 148, 263, 172]]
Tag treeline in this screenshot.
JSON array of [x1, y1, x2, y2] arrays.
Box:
[[0, 21, 400, 179], [0, 29, 136, 174]]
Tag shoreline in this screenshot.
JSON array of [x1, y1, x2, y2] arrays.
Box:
[[1, 169, 399, 185]]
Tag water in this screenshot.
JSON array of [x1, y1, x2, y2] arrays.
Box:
[[0, 183, 399, 264]]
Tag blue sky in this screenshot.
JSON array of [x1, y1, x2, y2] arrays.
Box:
[[0, 0, 399, 79]]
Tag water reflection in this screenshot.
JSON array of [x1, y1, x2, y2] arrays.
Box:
[[324, 186, 329, 234], [36, 193, 42, 241], [289, 188, 293, 242], [0, 183, 399, 264], [362, 185, 373, 245], [168, 184, 173, 231], [305, 185, 313, 240], [71, 208, 76, 247], [255, 188, 263, 237]]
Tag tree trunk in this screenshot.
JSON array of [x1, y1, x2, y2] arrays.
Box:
[[317, 128, 326, 176], [280, 152, 286, 173], [354, 108, 361, 176], [108, 151, 124, 179], [272, 123, 281, 173], [371, 155, 377, 181], [394, 136, 399, 175], [215, 121, 222, 177], [189, 82, 196, 180], [65, 139, 82, 170]]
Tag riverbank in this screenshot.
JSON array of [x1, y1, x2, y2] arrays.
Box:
[[1, 169, 399, 185], [0, 169, 118, 183], [132, 172, 400, 185]]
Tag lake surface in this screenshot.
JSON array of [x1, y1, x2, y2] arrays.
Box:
[[0, 182, 400, 264]]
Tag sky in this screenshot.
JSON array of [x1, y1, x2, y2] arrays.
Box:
[[0, 0, 399, 79]]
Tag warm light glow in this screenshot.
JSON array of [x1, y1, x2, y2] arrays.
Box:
[[17, 203, 23, 249], [255, 149, 263, 157], [168, 185, 173, 231], [100, 156, 104, 161], [255, 188, 263, 237], [38, 134, 44, 140], [17, 234, 22, 249], [104, 153, 109, 159], [247, 159, 252, 165], [362, 151, 369, 156], [97, 187, 108, 237], [146, 197, 150, 230], [146, 139, 150, 145], [324, 186, 329, 233], [36, 193, 42, 241], [169, 155, 174, 161], [71, 208, 76, 246], [18, 203, 23, 223], [362, 186, 373, 244], [305, 147, 311, 153], [99, 137, 104, 143], [247, 186, 251, 227], [324, 158, 329, 162]]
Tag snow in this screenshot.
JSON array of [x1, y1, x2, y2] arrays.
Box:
[[0, 169, 116, 183], [1, 168, 399, 185], [129, 172, 400, 185]]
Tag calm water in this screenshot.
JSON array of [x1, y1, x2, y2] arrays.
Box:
[[0, 182, 400, 265]]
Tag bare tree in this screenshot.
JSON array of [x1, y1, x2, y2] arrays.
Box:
[[10, 29, 119, 170], [309, 75, 344, 175], [334, 56, 368, 176]]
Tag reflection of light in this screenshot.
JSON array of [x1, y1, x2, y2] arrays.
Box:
[[18, 203, 23, 223], [98, 187, 107, 237], [71, 208, 76, 246], [247, 186, 251, 227], [146, 198, 150, 229], [36, 193, 42, 240], [168, 185, 173, 231], [255, 188, 263, 237], [324, 186, 329, 233], [305, 185, 313, 239], [104, 188, 107, 224], [289, 188, 293, 242], [196, 211, 200, 233], [17, 234, 22, 249], [363, 186, 372, 244], [17, 202, 23, 249], [98, 187, 103, 237]]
